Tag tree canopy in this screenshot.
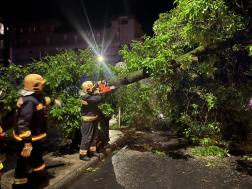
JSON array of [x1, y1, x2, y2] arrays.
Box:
[[115, 0, 252, 151]]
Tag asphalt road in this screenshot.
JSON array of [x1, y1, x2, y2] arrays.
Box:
[[68, 152, 125, 189], [68, 131, 252, 189]]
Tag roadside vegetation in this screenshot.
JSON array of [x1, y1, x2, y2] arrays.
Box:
[[1, 0, 252, 157]]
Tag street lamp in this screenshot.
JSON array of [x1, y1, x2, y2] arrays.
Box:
[[98, 56, 103, 61]]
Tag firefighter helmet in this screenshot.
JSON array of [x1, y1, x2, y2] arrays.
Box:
[[24, 74, 46, 92], [82, 81, 94, 94]]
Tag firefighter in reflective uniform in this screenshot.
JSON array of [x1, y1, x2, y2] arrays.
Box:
[[12, 74, 62, 189], [79, 81, 116, 161], [96, 80, 114, 151]]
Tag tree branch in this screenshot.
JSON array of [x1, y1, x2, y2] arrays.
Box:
[[109, 24, 252, 86]]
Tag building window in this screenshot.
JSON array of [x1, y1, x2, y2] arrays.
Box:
[[117, 27, 120, 32], [20, 28, 23, 33], [121, 19, 128, 25], [64, 35, 67, 40], [74, 35, 78, 44], [28, 40, 30, 46], [33, 27, 36, 32], [117, 32, 120, 40], [7, 27, 9, 30]]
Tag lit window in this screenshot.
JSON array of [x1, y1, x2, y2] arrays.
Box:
[[33, 27, 36, 32], [0, 40, 3, 47], [20, 28, 23, 33], [0, 23, 4, 34], [7, 27, 9, 30]]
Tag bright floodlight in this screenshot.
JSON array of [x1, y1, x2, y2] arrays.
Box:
[[98, 56, 103, 61]]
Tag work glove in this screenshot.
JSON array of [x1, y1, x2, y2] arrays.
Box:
[[55, 100, 63, 108], [21, 143, 33, 157]]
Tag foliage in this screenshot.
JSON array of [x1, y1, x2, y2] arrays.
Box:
[[155, 150, 166, 156], [118, 0, 252, 148], [205, 160, 219, 167], [112, 150, 119, 154], [243, 155, 252, 161], [190, 146, 230, 157], [0, 48, 110, 138], [86, 167, 101, 172], [115, 81, 167, 130]]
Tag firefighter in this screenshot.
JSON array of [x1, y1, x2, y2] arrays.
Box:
[[12, 74, 63, 189], [97, 110, 111, 152], [96, 80, 114, 151], [79, 81, 116, 161]]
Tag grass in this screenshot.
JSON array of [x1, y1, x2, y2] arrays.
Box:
[[109, 123, 129, 130]]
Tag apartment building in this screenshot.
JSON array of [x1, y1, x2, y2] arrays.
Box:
[[13, 15, 144, 67]]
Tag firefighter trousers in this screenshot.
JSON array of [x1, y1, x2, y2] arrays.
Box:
[[13, 140, 47, 185], [98, 112, 110, 144], [80, 120, 98, 151]]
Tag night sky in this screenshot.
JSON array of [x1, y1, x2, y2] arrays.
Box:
[[1, 0, 175, 36]]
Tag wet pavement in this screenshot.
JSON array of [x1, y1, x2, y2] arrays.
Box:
[[68, 152, 125, 189], [68, 131, 252, 189]]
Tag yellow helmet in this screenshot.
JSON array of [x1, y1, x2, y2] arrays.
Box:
[[82, 81, 94, 94], [24, 74, 46, 92]]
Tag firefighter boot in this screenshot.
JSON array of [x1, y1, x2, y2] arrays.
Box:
[[79, 154, 90, 161], [79, 150, 90, 161], [89, 147, 100, 157], [89, 151, 100, 157], [35, 168, 55, 184]]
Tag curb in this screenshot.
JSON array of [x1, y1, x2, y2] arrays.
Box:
[[46, 130, 135, 189]]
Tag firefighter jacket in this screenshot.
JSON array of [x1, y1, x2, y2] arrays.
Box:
[[14, 91, 57, 143], [80, 90, 112, 119]]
